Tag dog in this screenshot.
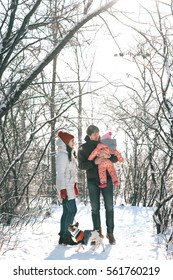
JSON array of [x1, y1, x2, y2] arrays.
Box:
[[68, 222, 105, 252]]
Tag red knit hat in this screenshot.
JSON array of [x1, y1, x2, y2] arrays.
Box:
[[58, 131, 74, 144]]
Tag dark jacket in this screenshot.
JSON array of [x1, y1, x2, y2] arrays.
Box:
[[78, 135, 118, 180]]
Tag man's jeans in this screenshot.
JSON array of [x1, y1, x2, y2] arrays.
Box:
[[87, 178, 114, 233], [60, 198, 77, 235]]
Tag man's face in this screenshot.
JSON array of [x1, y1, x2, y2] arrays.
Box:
[[89, 132, 100, 141]]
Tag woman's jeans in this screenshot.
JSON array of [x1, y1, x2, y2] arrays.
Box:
[[87, 178, 114, 233], [60, 198, 77, 235]]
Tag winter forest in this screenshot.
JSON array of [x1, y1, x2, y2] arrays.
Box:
[[0, 0, 173, 258]]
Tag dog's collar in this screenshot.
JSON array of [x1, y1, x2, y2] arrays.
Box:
[[71, 227, 80, 237]]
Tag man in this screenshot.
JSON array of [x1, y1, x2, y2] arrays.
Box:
[[78, 125, 117, 245]]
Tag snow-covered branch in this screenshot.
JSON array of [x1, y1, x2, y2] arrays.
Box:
[[0, 0, 120, 119], [0, 102, 74, 187]]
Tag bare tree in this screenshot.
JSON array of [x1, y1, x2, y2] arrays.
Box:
[[0, 0, 120, 119], [0, 0, 121, 228], [102, 0, 173, 233]]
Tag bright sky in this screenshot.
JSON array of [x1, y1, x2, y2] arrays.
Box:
[[56, 0, 171, 146]]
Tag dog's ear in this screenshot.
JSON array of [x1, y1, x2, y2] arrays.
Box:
[[75, 222, 79, 227]]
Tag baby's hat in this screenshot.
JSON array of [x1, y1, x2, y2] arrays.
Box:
[[101, 132, 112, 140]]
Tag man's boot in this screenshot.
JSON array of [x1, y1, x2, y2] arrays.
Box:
[[98, 228, 104, 238], [106, 233, 116, 245]]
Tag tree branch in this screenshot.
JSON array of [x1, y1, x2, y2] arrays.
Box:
[[0, 0, 120, 119]]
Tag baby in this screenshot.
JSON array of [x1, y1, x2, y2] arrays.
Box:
[[88, 132, 123, 188]]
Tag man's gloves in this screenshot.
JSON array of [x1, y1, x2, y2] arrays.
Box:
[[60, 189, 67, 199]]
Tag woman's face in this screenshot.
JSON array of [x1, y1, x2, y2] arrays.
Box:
[[68, 138, 75, 149]]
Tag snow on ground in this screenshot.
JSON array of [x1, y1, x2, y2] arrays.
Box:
[[0, 199, 171, 261]]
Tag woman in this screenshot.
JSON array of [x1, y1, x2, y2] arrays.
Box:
[[56, 130, 78, 245]]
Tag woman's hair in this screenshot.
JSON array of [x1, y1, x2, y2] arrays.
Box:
[[66, 144, 76, 161]]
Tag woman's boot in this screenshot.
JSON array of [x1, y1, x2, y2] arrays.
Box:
[[59, 233, 78, 245]]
